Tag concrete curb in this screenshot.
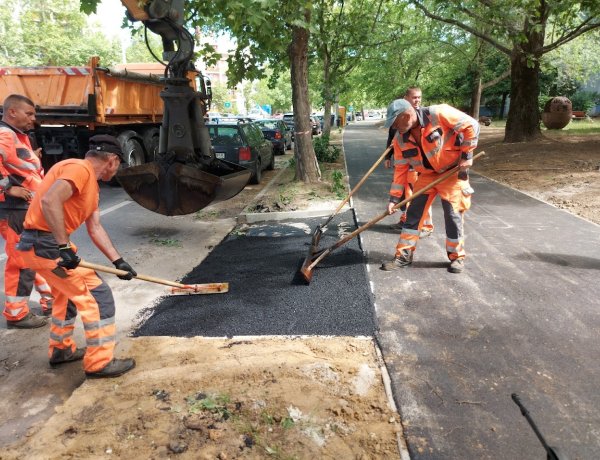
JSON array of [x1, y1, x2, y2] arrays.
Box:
[[237, 140, 351, 224]]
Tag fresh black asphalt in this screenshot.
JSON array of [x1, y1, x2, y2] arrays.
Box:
[[345, 122, 600, 460], [133, 211, 377, 337]]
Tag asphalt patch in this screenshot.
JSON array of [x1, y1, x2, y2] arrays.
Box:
[[133, 211, 376, 337]]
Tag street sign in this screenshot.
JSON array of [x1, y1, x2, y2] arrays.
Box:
[[224, 101, 232, 109], [348, 105, 354, 112]]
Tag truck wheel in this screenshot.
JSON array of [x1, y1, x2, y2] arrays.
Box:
[[250, 159, 262, 184], [123, 138, 145, 167]]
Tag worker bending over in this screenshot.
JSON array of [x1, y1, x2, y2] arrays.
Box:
[[17, 135, 137, 378], [381, 99, 479, 274]]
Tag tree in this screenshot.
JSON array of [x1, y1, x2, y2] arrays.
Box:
[[410, 0, 600, 142], [0, 0, 120, 66]]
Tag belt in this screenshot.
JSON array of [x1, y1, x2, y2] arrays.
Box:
[[22, 229, 54, 236]]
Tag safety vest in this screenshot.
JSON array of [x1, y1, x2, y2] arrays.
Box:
[[0, 122, 44, 210]]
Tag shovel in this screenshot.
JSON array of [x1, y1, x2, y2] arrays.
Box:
[[79, 261, 229, 295], [299, 151, 485, 284], [308, 146, 392, 254]]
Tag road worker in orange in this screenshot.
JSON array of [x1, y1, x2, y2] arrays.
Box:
[[380, 99, 478, 274], [17, 134, 137, 378], [0, 94, 54, 328], [384, 87, 434, 236]]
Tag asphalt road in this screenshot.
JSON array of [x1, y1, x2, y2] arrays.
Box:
[[344, 121, 600, 459]]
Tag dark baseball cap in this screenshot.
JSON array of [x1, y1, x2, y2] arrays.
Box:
[[384, 99, 413, 128], [89, 135, 124, 161]]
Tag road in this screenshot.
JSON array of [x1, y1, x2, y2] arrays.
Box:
[[344, 121, 600, 459]]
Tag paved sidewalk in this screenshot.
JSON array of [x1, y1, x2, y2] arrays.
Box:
[[344, 122, 600, 459]]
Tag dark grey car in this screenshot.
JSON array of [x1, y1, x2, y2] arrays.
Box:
[[255, 119, 292, 154], [207, 121, 274, 184]]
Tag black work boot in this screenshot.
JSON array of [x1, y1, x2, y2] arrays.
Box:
[[85, 358, 136, 379], [448, 258, 465, 274], [6, 312, 48, 329], [381, 251, 413, 271], [49, 347, 86, 367]]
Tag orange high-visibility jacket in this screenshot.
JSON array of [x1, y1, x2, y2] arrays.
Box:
[[389, 104, 478, 202], [0, 122, 44, 210]]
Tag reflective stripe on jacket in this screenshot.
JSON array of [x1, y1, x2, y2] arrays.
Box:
[[0, 122, 44, 210], [389, 104, 479, 198]]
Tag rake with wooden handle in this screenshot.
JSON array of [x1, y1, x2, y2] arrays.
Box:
[[298, 151, 485, 284], [308, 146, 392, 252], [79, 260, 228, 295]]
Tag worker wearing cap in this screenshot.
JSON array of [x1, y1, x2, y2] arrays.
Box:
[[381, 99, 479, 274], [17, 134, 137, 378], [383, 87, 434, 236], [0, 94, 54, 328]]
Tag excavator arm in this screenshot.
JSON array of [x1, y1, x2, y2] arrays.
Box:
[[116, 0, 251, 216]]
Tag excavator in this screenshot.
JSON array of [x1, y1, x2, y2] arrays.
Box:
[[115, 0, 251, 216]]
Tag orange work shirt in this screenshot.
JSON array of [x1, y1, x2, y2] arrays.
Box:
[[24, 159, 98, 234]]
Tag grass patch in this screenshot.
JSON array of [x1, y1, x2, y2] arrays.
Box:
[[149, 237, 182, 247], [193, 209, 221, 220]]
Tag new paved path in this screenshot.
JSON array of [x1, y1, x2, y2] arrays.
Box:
[[345, 121, 600, 459]]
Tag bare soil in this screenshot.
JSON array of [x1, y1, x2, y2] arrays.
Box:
[[2, 126, 598, 460]]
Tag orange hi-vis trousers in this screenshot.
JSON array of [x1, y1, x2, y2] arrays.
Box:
[[395, 172, 434, 232], [17, 230, 116, 373], [1, 211, 53, 320], [395, 172, 471, 261]]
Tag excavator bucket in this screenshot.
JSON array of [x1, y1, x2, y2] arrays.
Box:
[[117, 159, 251, 216]]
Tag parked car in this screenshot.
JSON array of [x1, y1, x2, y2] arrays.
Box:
[[206, 120, 274, 184], [309, 116, 322, 135], [282, 112, 295, 139], [255, 118, 292, 154], [206, 111, 223, 122], [355, 113, 363, 121]]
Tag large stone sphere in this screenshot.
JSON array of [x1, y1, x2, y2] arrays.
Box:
[[542, 96, 573, 129]]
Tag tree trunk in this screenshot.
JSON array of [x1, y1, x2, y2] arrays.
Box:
[[504, 47, 543, 142], [323, 100, 332, 137], [500, 92, 508, 119], [470, 76, 482, 119], [289, 11, 321, 183]]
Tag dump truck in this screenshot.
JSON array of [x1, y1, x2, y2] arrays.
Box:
[[0, 56, 203, 171], [0, 0, 251, 216]]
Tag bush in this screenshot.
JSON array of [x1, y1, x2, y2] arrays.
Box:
[[569, 91, 600, 113], [313, 135, 341, 163]]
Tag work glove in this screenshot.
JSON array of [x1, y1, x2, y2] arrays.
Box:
[[458, 168, 469, 181], [57, 244, 81, 270], [112, 258, 137, 280]]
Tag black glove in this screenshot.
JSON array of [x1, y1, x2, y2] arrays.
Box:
[[458, 169, 469, 181], [112, 258, 137, 280], [57, 244, 81, 269]]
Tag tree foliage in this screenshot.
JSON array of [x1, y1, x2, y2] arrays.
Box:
[[409, 0, 600, 142], [0, 0, 120, 66]]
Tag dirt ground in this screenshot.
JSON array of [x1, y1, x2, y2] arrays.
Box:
[[2, 124, 598, 460]]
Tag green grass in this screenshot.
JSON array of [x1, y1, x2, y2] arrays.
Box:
[[484, 118, 600, 135], [548, 119, 600, 135]]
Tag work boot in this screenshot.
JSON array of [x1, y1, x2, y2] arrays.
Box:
[[381, 251, 413, 271], [85, 358, 136, 379], [419, 228, 433, 238], [389, 222, 404, 231], [49, 347, 86, 367], [6, 312, 48, 329], [448, 258, 465, 274]]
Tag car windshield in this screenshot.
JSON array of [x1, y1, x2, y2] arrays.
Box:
[[207, 126, 242, 146], [256, 120, 279, 130]]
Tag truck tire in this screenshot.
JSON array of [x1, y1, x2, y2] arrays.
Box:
[[123, 138, 145, 167]]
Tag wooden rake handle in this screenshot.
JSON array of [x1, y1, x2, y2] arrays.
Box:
[[323, 146, 392, 225], [308, 151, 485, 270], [79, 260, 190, 289]]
